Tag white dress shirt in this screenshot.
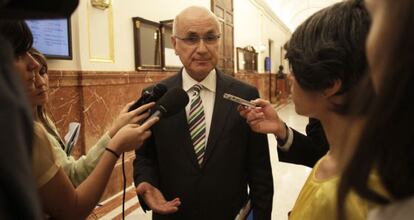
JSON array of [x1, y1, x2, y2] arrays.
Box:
[[182, 68, 216, 147], [277, 126, 294, 151]]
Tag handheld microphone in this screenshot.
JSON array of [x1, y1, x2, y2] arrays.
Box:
[[145, 87, 189, 121], [128, 83, 168, 112], [122, 84, 167, 220]]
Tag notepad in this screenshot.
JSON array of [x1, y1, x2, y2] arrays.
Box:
[[64, 122, 81, 156]]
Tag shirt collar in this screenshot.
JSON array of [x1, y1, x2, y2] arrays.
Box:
[[182, 68, 216, 93]]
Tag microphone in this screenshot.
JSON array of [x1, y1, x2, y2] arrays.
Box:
[[146, 87, 189, 121], [128, 83, 168, 112]]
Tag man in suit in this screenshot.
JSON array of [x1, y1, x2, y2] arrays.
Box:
[[133, 6, 273, 220]]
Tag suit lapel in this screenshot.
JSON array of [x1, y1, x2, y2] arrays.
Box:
[[164, 70, 235, 169], [202, 71, 233, 167], [162, 71, 200, 169], [165, 110, 201, 168]]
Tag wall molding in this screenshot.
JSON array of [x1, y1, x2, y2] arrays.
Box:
[[48, 70, 176, 87], [87, 1, 115, 62]]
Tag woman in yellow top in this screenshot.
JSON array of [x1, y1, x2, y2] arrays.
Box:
[[290, 155, 384, 219], [338, 0, 414, 219], [2, 20, 182, 219], [239, 0, 376, 219]]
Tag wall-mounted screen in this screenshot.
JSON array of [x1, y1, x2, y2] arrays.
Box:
[[26, 18, 72, 60]]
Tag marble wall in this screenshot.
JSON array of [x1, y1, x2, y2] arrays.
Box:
[[47, 70, 174, 199], [47, 70, 289, 200]]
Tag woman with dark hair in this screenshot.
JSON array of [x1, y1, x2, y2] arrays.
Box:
[[30, 48, 141, 187], [338, 0, 414, 219], [240, 0, 378, 219], [0, 20, 163, 219], [0, 20, 38, 101], [0, 20, 42, 219]]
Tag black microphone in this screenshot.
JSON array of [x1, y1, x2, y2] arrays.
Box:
[[128, 83, 167, 112], [145, 87, 189, 121]]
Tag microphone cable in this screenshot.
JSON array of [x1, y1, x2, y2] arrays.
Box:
[[122, 152, 126, 220]]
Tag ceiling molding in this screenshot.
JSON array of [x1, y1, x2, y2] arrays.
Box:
[[265, 0, 342, 31], [249, 0, 291, 35]]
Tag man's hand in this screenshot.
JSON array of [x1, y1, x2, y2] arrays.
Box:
[[135, 182, 181, 214], [238, 99, 287, 141]]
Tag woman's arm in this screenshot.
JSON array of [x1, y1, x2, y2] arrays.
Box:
[[49, 131, 109, 186], [47, 102, 149, 186], [39, 151, 118, 220], [37, 103, 159, 220]]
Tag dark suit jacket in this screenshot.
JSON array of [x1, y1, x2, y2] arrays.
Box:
[[133, 70, 273, 220], [277, 118, 329, 168]]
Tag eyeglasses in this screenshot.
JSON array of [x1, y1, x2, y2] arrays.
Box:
[[174, 34, 221, 45]]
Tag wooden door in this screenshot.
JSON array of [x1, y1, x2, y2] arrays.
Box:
[[212, 0, 234, 75]]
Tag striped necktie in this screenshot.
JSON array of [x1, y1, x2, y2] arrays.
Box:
[[188, 84, 206, 166]]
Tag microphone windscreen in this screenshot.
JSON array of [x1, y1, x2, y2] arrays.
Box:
[[152, 83, 167, 98], [128, 83, 168, 112], [156, 87, 189, 118]]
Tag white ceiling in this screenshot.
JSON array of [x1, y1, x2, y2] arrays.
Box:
[[265, 0, 342, 31]]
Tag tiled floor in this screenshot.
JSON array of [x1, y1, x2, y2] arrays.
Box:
[[95, 101, 312, 220]]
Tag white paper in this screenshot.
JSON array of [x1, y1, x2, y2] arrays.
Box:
[[235, 199, 252, 220], [64, 122, 81, 155]]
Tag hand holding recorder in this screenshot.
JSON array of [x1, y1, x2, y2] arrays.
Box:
[[223, 93, 257, 108], [237, 98, 287, 137]]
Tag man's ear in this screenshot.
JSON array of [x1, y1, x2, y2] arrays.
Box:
[[323, 80, 342, 97], [171, 36, 178, 55]]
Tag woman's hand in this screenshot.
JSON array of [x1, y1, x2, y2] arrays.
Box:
[[108, 101, 155, 138], [107, 102, 159, 154], [238, 99, 287, 139]]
